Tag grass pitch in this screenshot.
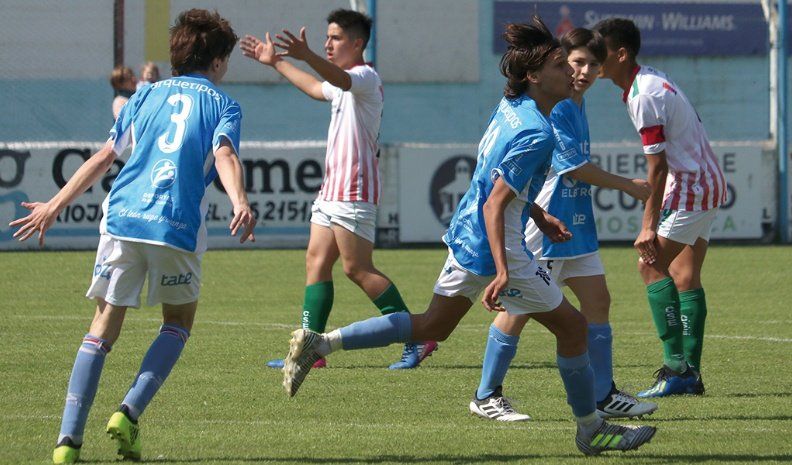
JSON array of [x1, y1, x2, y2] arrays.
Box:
[[1, 245, 791, 464]]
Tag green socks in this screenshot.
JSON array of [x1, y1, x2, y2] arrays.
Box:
[[679, 288, 707, 370], [301, 281, 408, 332], [646, 277, 686, 372], [302, 281, 334, 333], [373, 283, 410, 315]]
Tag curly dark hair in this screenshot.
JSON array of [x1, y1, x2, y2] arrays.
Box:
[[170, 9, 238, 76]]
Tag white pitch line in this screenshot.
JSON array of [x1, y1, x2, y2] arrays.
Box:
[[13, 315, 792, 342], [0, 414, 776, 434]]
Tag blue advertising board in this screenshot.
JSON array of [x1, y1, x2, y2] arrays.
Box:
[[493, 1, 777, 56]]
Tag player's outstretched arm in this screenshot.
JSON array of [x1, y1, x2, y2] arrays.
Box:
[[568, 162, 650, 201], [9, 142, 116, 246], [214, 139, 256, 243], [635, 152, 669, 264], [530, 204, 573, 243], [240, 33, 325, 100], [481, 178, 516, 313], [273, 28, 352, 91]]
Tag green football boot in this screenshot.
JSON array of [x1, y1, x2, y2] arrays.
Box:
[[106, 411, 141, 461], [52, 437, 80, 464]]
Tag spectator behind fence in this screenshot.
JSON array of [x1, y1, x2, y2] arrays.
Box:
[[137, 62, 162, 90], [110, 66, 137, 120]]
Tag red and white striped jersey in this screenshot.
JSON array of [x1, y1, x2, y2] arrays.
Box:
[[319, 64, 383, 204], [625, 66, 727, 211]]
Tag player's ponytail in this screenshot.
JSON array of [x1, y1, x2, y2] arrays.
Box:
[[500, 16, 560, 99]]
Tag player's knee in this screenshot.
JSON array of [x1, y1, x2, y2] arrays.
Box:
[[413, 314, 452, 341], [583, 291, 611, 322], [670, 269, 698, 291], [555, 311, 588, 350], [342, 262, 372, 285]]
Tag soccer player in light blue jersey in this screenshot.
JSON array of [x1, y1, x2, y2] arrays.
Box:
[[469, 28, 657, 423], [280, 17, 656, 456], [10, 10, 255, 464]]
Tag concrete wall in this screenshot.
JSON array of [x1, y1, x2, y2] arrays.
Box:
[[0, 0, 785, 143]]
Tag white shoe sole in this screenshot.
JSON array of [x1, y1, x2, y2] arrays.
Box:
[[597, 403, 658, 419], [469, 401, 531, 422], [282, 329, 307, 397]]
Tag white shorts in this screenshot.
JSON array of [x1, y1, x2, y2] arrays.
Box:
[[657, 208, 718, 245], [310, 199, 377, 244], [540, 252, 605, 286], [86, 235, 201, 308], [433, 250, 563, 315]]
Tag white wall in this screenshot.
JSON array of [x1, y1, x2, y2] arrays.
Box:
[[0, 0, 114, 79], [1, 0, 478, 83]]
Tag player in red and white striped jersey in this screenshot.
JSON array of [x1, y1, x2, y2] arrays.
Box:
[[595, 18, 725, 397], [241, 9, 436, 370]]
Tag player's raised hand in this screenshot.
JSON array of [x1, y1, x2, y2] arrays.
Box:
[[229, 204, 257, 244], [629, 178, 651, 202], [482, 273, 508, 312], [9, 201, 58, 247], [274, 27, 313, 61], [240, 33, 280, 66], [634, 228, 657, 264]]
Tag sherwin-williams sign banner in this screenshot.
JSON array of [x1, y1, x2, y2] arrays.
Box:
[[493, 1, 773, 55]]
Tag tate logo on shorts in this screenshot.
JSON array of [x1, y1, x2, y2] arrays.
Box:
[[430, 155, 476, 227], [151, 159, 177, 189]]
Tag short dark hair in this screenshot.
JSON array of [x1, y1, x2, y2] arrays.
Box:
[[170, 9, 238, 76], [560, 28, 606, 63], [593, 18, 641, 58], [327, 8, 372, 49], [499, 16, 560, 99]]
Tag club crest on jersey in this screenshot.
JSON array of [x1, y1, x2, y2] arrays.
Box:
[[562, 175, 578, 188], [151, 159, 177, 189]]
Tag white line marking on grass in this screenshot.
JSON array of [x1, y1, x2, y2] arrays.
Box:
[[1, 415, 776, 433], [16, 315, 295, 329], [15, 316, 792, 342]]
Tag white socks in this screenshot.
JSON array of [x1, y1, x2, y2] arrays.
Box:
[[317, 329, 343, 356], [577, 412, 604, 436]]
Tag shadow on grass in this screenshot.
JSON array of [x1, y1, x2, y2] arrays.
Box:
[[723, 391, 792, 398], [647, 414, 792, 422], [77, 452, 792, 464]]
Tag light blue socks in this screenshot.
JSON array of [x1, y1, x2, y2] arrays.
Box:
[[121, 324, 190, 420], [588, 323, 614, 402], [339, 312, 412, 350], [476, 324, 520, 399], [58, 335, 112, 444]]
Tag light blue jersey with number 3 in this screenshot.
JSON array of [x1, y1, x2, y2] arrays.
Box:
[[103, 74, 242, 253], [442, 96, 555, 276]]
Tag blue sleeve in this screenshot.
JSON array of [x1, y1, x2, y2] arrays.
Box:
[[550, 106, 587, 175], [109, 93, 139, 155], [213, 102, 242, 156], [493, 129, 553, 195]]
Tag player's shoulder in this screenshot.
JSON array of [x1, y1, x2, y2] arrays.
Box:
[[550, 98, 580, 123], [631, 66, 677, 101], [348, 64, 380, 82]]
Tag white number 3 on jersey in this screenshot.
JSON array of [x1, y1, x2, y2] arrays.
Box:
[[158, 94, 193, 153]]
